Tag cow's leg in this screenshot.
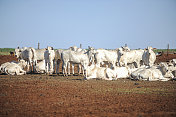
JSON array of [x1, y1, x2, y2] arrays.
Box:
[[45, 61, 48, 74], [67, 62, 70, 75], [26, 61, 30, 72], [48, 61, 51, 74], [62, 62, 65, 75], [63, 62, 68, 76], [53, 60, 56, 74], [29, 60, 33, 73], [51, 60, 54, 74], [33, 59, 37, 73], [78, 64, 82, 75], [72, 64, 75, 75], [135, 61, 140, 68], [57, 60, 61, 74], [82, 64, 86, 77]]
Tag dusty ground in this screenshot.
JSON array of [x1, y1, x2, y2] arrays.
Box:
[[0, 54, 176, 117]]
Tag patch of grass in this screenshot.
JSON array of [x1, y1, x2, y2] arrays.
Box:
[[115, 87, 173, 95], [91, 87, 172, 95], [0, 48, 15, 55], [153, 49, 176, 53]]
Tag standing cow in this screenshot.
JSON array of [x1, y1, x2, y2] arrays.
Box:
[[44, 47, 55, 74], [142, 47, 156, 67], [118, 48, 144, 68]]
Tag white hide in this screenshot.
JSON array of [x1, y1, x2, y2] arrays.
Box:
[[85, 64, 116, 80], [0, 60, 27, 74], [54, 49, 64, 74], [118, 49, 144, 68], [142, 47, 156, 67], [35, 60, 46, 73], [4, 63, 26, 75], [113, 66, 130, 79], [69, 46, 85, 75], [130, 66, 170, 81], [0, 62, 11, 73], [94, 49, 118, 68], [61, 49, 89, 76], [15, 47, 36, 72], [44, 48, 55, 74]]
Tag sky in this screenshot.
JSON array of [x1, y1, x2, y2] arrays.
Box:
[[0, 0, 176, 49]]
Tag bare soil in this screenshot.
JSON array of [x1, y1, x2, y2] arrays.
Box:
[[0, 54, 176, 117]]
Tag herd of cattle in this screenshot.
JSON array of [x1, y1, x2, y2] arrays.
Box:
[[0, 46, 176, 81]]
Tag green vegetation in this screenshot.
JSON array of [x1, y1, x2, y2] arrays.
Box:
[[0, 48, 15, 55], [153, 49, 176, 53]]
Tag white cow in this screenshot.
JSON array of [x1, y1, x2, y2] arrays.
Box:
[[54, 47, 84, 75], [34, 48, 47, 63], [91, 46, 131, 68], [0, 62, 11, 73], [113, 66, 130, 79], [61, 49, 90, 76], [15, 47, 47, 72], [15, 47, 36, 72], [94, 49, 119, 68], [35, 60, 46, 73], [121, 46, 131, 52], [4, 63, 26, 75], [0, 60, 27, 74], [85, 64, 116, 80], [54, 49, 64, 74], [69, 46, 87, 75], [159, 62, 175, 78], [130, 65, 170, 81], [172, 59, 176, 67], [44, 47, 55, 74], [142, 47, 156, 67], [0, 60, 27, 75], [118, 48, 144, 68]]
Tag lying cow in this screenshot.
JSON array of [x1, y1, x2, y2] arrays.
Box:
[[0, 60, 27, 74], [85, 64, 116, 80], [35, 60, 45, 73], [0, 62, 11, 74], [113, 66, 130, 79], [4, 63, 26, 75], [0, 60, 27, 75], [130, 66, 170, 81]]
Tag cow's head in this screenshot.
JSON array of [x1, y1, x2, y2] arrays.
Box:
[[15, 48, 22, 58]]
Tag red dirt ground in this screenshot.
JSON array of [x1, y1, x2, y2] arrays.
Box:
[[0, 54, 176, 117]]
